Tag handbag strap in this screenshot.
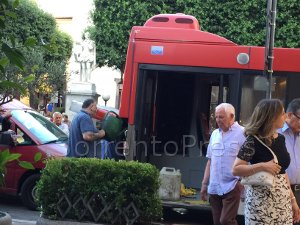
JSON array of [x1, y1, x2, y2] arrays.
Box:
[[253, 135, 278, 164]]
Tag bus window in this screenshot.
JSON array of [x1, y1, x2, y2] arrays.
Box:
[[271, 76, 286, 104], [240, 73, 287, 126]]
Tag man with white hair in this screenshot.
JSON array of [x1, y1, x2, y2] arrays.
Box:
[[53, 112, 69, 136], [200, 103, 245, 225]]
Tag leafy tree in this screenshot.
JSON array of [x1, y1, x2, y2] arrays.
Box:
[[0, 0, 35, 105], [0, 0, 54, 192], [20, 33, 72, 108], [89, 0, 300, 76], [176, 0, 300, 48], [0, 0, 72, 107], [3, 0, 56, 45], [89, 0, 172, 74]]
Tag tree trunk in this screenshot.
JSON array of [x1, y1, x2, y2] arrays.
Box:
[[29, 91, 38, 109]]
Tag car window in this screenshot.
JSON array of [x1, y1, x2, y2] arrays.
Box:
[[15, 127, 34, 145]]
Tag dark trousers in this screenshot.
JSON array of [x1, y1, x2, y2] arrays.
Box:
[[209, 182, 241, 225]]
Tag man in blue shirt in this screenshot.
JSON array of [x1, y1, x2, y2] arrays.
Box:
[[279, 98, 300, 224], [67, 98, 105, 157], [200, 103, 245, 225], [46, 103, 53, 117]]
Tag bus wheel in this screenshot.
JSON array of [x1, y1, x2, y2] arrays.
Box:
[[20, 174, 40, 210]]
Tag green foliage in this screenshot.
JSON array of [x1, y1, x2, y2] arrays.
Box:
[[178, 0, 300, 48], [36, 158, 162, 224], [1, 42, 25, 69], [45, 30, 73, 62], [3, 0, 56, 44], [90, 0, 300, 73], [0, 149, 37, 185], [0, 0, 72, 107], [0, 149, 20, 185], [89, 0, 171, 73], [0, 0, 37, 105], [0, 0, 25, 73]]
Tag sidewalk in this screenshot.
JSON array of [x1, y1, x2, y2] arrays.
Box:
[[36, 217, 165, 225], [36, 217, 106, 225]]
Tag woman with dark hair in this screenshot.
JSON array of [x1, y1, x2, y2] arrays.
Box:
[[232, 99, 300, 224]]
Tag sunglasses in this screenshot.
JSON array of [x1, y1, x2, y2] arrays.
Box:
[[293, 113, 300, 120]]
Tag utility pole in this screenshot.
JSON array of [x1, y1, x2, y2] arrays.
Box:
[[264, 0, 278, 99]]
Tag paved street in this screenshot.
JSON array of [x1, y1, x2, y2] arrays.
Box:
[[0, 194, 243, 225], [162, 208, 214, 225], [0, 195, 39, 225], [0, 194, 214, 225]]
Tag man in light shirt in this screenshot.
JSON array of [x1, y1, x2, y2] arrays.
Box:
[[53, 112, 69, 136], [279, 98, 300, 224], [200, 103, 245, 225]]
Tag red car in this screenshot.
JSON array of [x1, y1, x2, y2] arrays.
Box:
[[0, 100, 67, 210]]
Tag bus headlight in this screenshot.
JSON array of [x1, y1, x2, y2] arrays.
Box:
[[237, 53, 250, 65]]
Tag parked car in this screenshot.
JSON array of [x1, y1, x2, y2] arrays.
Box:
[[0, 100, 67, 210]]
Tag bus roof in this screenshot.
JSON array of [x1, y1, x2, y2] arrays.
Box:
[[120, 14, 300, 120], [126, 14, 300, 72]]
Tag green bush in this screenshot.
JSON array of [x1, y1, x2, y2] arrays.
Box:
[[36, 158, 162, 224]]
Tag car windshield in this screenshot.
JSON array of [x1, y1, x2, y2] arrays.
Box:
[[27, 111, 68, 141], [11, 110, 59, 144]]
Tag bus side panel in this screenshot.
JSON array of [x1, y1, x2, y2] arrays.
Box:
[[248, 47, 300, 72], [134, 42, 253, 70], [273, 48, 300, 72], [127, 63, 139, 125], [239, 47, 300, 72], [119, 31, 136, 119]]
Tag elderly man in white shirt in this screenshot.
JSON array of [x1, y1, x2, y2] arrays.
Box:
[[279, 98, 300, 224], [53, 112, 69, 136], [201, 103, 245, 225]]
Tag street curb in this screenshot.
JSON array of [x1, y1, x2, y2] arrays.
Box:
[[36, 217, 106, 225], [0, 212, 12, 225]]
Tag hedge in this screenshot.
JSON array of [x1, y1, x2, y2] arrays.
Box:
[[36, 158, 162, 224]]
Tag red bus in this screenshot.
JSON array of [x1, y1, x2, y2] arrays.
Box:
[[119, 13, 300, 211]]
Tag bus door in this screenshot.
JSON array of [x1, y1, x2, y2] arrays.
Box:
[[134, 64, 241, 188], [134, 68, 158, 162]]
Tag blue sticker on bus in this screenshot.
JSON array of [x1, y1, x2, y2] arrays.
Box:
[[151, 46, 164, 55]]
